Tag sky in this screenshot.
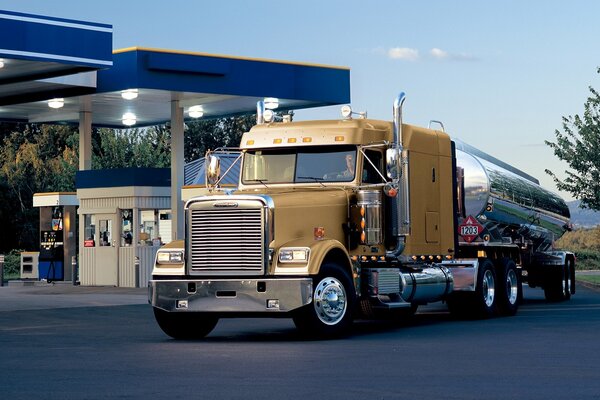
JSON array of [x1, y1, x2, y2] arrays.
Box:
[[2, 0, 599, 200]]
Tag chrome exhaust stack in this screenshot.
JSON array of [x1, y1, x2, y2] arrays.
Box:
[[386, 92, 410, 259]]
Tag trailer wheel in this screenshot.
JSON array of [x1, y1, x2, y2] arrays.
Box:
[[153, 308, 218, 340], [496, 258, 520, 316], [293, 262, 355, 337], [544, 260, 572, 302]]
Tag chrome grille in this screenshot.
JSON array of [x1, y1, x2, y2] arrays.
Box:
[[189, 206, 264, 274]]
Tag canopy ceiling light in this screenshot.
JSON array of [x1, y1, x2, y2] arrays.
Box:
[[122, 112, 137, 126], [121, 89, 139, 100], [48, 98, 64, 109], [264, 97, 279, 110], [0, 59, 4, 69], [188, 105, 204, 118]]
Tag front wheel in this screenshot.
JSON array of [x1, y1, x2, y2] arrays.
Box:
[[293, 263, 356, 338], [153, 308, 218, 340]]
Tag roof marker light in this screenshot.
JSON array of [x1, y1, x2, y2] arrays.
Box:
[[122, 112, 137, 126], [188, 105, 204, 118], [48, 98, 64, 109], [121, 89, 138, 100]]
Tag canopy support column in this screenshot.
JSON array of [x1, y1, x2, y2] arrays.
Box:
[[170, 100, 184, 241]]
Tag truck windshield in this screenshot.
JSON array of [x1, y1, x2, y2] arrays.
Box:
[[242, 146, 357, 184]]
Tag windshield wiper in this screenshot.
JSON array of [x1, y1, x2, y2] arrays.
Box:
[[245, 179, 269, 188], [297, 176, 326, 187]]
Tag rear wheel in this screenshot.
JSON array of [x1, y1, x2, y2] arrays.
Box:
[[496, 258, 520, 316], [544, 260, 572, 302], [153, 308, 218, 339], [473, 259, 497, 318], [448, 258, 497, 318], [293, 263, 356, 338]]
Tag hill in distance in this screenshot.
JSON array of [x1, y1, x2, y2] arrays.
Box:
[[568, 200, 600, 228]]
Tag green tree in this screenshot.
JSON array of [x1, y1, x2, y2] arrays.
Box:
[[185, 115, 255, 162], [546, 68, 600, 210], [0, 124, 79, 250], [92, 127, 171, 169]]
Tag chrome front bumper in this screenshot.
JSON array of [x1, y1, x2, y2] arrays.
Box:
[[149, 278, 313, 313]]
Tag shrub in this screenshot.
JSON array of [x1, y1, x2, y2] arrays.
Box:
[[2, 249, 24, 279]]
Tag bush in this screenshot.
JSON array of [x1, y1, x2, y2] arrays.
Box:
[[3, 249, 24, 279], [571, 249, 600, 270]]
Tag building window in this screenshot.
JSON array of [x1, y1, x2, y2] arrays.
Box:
[[84, 215, 96, 247], [99, 219, 112, 247], [139, 209, 159, 246], [121, 209, 133, 246]]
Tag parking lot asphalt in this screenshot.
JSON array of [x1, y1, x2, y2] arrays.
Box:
[[0, 270, 598, 312], [0, 283, 147, 312]]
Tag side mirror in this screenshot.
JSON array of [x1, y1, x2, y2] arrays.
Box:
[[386, 148, 401, 180], [206, 154, 221, 186]]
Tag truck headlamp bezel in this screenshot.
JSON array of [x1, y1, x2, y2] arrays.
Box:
[[278, 247, 310, 264], [156, 250, 184, 265]]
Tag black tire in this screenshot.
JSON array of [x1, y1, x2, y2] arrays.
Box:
[[153, 308, 218, 340], [447, 259, 497, 319], [496, 258, 520, 316], [544, 260, 572, 302], [293, 262, 356, 338]]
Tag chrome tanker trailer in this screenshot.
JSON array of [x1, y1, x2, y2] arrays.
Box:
[[453, 140, 574, 303], [149, 92, 575, 339]]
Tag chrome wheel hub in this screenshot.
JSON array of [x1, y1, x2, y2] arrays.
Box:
[[313, 277, 347, 325], [482, 269, 495, 307], [506, 269, 518, 305]]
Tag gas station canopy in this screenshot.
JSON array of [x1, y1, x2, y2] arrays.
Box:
[[0, 10, 350, 127], [0, 8, 351, 252]]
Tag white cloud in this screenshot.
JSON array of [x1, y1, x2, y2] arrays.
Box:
[[430, 48, 449, 60], [387, 47, 419, 61], [430, 47, 477, 62]]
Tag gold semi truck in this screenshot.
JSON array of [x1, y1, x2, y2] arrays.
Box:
[[149, 93, 575, 338]]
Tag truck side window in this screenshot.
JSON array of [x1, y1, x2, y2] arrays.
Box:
[[362, 150, 384, 183]]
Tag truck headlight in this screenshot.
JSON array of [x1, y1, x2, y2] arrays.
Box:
[[156, 250, 184, 265], [278, 247, 310, 263]]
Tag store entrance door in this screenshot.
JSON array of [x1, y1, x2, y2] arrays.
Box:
[[94, 213, 118, 286]]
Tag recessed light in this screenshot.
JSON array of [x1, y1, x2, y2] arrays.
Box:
[[188, 105, 204, 118], [121, 89, 138, 100], [122, 112, 136, 126], [48, 98, 64, 109]]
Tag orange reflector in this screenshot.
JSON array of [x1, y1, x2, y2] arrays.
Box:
[[360, 219, 365, 229], [371, 256, 377, 261], [380, 256, 385, 261], [302, 137, 312, 143], [335, 136, 345, 142], [360, 231, 366, 243], [361, 256, 368, 261], [273, 138, 282, 144], [287, 138, 297, 143], [351, 255, 358, 261], [246, 140, 255, 145], [360, 207, 365, 217]]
